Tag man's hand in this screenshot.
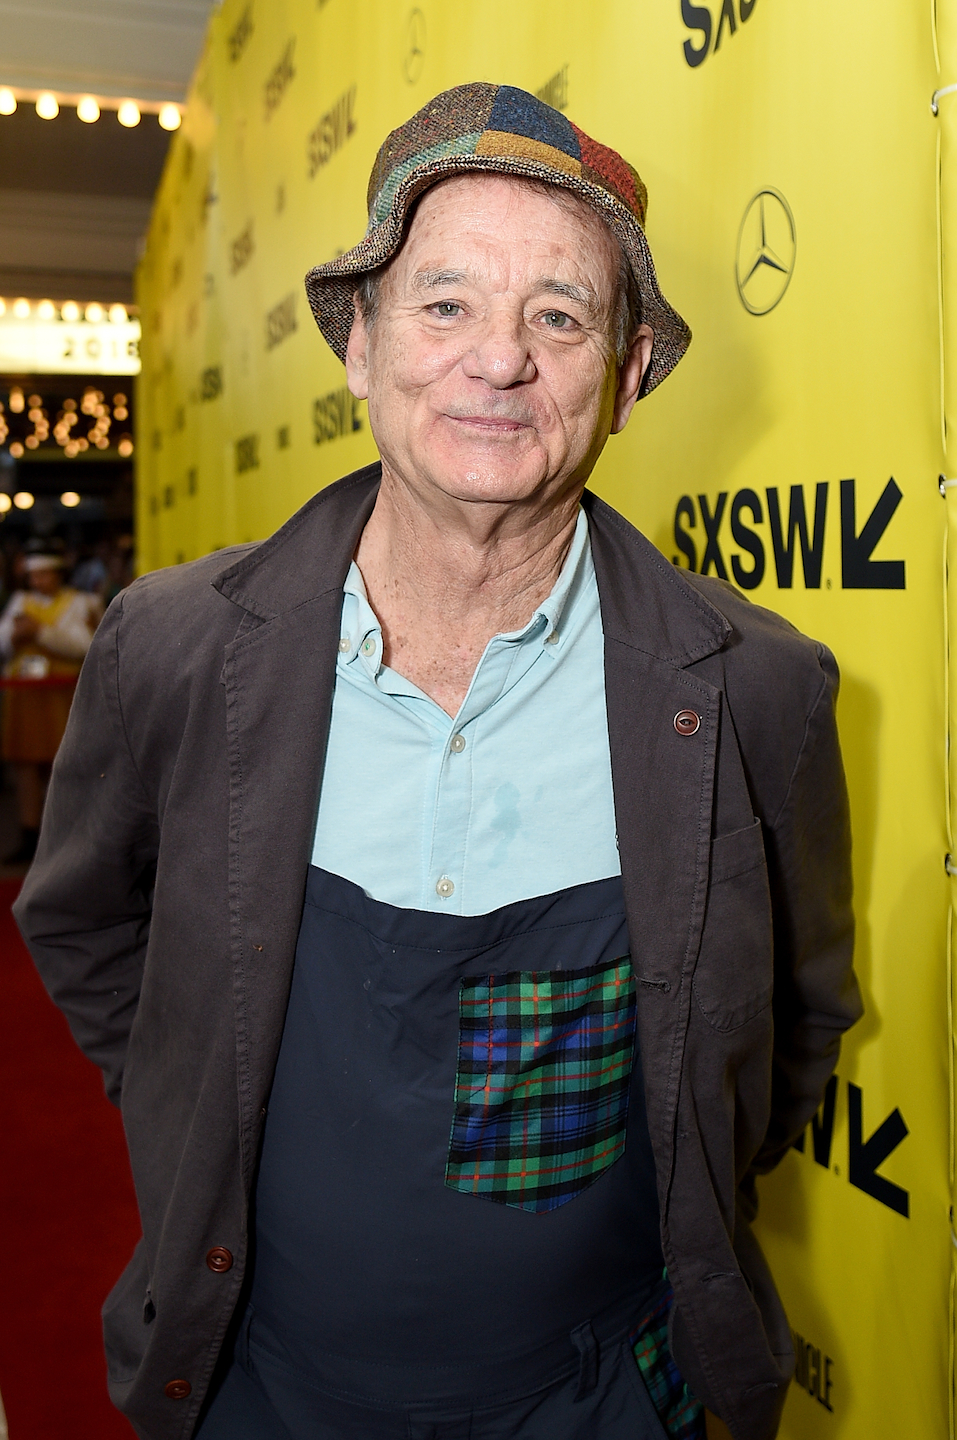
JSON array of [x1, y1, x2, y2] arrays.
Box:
[[12, 614, 39, 644]]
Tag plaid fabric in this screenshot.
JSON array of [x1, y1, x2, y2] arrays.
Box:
[[630, 1280, 705, 1440], [445, 957, 636, 1213], [304, 82, 691, 395]]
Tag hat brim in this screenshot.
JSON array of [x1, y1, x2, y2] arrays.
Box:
[[304, 153, 691, 396]]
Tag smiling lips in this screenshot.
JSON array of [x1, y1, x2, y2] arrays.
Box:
[[444, 412, 533, 433]]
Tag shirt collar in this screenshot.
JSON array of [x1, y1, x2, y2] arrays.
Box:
[[337, 506, 590, 677]]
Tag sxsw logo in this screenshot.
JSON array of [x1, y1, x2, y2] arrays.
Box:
[[793, 1074, 909, 1218], [672, 479, 905, 590], [681, 0, 758, 68]]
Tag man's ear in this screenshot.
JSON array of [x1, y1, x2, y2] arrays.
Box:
[[345, 293, 370, 400], [611, 323, 654, 435]]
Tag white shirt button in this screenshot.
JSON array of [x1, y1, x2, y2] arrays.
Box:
[[450, 734, 466, 753], [545, 630, 559, 644], [435, 876, 455, 898], [338, 636, 351, 653], [360, 637, 376, 657]]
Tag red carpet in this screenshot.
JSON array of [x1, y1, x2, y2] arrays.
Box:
[[0, 879, 140, 1438]]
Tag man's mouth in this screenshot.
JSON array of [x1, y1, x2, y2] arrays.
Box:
[[444, 413, 531, 433]]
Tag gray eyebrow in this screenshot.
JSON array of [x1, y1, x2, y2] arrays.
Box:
[[411, 269, 469, 291], [535, 278, 602, 317], [410, 269, 604, 318]]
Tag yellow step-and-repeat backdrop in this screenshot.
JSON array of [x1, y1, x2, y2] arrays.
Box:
[[136, 3, 956, 1435]]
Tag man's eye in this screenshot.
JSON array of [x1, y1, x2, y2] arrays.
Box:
[[542, 310, 572, 328], [433, 301, 462, 317]]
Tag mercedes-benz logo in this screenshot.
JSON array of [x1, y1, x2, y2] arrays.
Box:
[[404, 9, 426, 85], [735, 189, 796, 316]]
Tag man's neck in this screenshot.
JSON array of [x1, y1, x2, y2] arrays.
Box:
[[353, 468, 582, 717]]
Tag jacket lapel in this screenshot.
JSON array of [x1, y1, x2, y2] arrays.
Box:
[[584, 491, 730, 1198], [213, 464, 381, 1180]]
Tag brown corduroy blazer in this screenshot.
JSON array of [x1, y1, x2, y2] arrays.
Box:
[[14, 464, 861, 1440]]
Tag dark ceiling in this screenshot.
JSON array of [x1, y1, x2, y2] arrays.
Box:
[[0, 104, 171, 199]]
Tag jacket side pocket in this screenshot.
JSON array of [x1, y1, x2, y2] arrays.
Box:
[[693, 818, 773, 1032], [102, 1236, 151, 1384]]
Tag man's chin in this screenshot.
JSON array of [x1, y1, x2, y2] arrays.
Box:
[[406, 445, 557, 506], [428, 471, 555, 506]]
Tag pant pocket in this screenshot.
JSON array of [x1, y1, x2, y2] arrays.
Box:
[[628, 1291, 705, 1440], [445, 957, 636, 1213], [621, 1342, 673, 1440]]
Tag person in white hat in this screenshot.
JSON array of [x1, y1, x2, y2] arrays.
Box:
[[0, 547, 101, 862]]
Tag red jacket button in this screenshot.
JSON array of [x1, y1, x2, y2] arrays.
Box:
[[206, 1247, 233, 1273], [164, 1380, 191, 1400]]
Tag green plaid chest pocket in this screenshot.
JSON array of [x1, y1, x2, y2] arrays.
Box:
[[445, 957, 636, 1213]]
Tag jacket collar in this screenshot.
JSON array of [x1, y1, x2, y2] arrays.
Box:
[[581, 489, 731, 667], [212, 463, 382, 621], [212, 462, 731, 670]]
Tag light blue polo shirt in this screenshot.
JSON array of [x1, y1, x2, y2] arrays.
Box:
[[310, 508, 620, 915]]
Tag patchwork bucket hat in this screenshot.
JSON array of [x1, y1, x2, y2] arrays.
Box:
[[304, 83, 691, 396]]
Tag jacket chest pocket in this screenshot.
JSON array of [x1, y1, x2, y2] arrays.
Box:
[[692, 818, 773, 1032], [445, 957, 636, 1213]]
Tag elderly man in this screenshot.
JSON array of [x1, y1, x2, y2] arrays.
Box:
[[15, 84, 860, 1440]]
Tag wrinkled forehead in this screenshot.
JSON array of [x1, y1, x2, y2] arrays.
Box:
[[390, 172, 622, 294]]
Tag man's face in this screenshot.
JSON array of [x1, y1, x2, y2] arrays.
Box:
[[346, 175, 652, 513], [29, 566, 61, 597]]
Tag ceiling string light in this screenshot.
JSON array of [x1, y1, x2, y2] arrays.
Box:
[[0, 297, 137, 324], [0, 87, 181, 128]]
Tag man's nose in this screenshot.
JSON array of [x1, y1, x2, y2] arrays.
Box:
[[460, 312, 536, 388]]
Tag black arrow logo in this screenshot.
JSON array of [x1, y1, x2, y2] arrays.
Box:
[[840, 478, 905, 589], [847, 1082, 909, 1217]]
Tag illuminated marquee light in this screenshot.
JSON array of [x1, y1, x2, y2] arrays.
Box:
[[0, 87, 182, 128], [0, 302, 141, 375]]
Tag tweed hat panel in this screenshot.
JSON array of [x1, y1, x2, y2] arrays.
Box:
[[305, 82, 690, 395], [366, 83, 498, 213], [573, 126, 647, 225]]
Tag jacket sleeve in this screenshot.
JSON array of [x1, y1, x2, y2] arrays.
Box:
[[751, 642, 861, 1176], [12, 595, 159, 1104]]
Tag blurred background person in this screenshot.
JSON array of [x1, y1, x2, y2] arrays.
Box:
[[0, 541, 101, 863]]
